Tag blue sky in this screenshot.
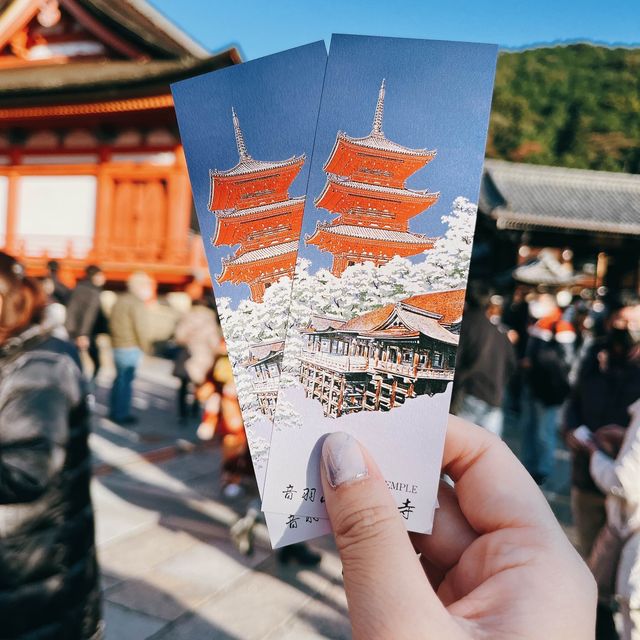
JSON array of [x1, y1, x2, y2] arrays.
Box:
[[151, 0, 639, 59], [171, 42, 327, 305]]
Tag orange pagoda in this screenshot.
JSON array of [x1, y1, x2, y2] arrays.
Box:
[[209, 109, 305, 302], [308, 80, 440, 276]]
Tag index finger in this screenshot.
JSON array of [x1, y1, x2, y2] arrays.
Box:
[[443, 414, 560, 536]]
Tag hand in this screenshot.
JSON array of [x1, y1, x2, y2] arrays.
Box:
[[76, 336, 90, 351], [320, 416, 596, 639], [594, 424, 626, 457], [565, 429, 597, 455]]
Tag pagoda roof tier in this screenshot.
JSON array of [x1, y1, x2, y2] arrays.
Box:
[[211, 153, 304, 179], [315, 177, 440, 220], [323, 133, 436, 188], [208, 157, 305, 211], [217, 240, 297, 284], [213, 196, 305, 247], [306, 222, 436, 255]]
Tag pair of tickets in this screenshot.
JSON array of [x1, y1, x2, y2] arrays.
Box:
[[172, 35, 497, 548]]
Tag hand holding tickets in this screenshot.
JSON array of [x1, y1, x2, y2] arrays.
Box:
[[321, 416, 596, 640]]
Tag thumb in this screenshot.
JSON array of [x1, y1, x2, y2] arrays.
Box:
[[320, 431, 458, 640]]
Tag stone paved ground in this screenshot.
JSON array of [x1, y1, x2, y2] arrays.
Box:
[[90, 353, 576, 639], [90, 355, 350, 640]]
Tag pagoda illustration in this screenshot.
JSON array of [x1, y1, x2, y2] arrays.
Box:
[[208, 109, 306, 301], [307, 80, 440, 276]]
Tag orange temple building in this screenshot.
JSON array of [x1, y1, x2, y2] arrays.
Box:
[[308, 80, 440, 276], [209, 109, 305, 302], [0, 0, 239, 288]]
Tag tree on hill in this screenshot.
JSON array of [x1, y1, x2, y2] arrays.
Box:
[[487, 44, 640, 173]]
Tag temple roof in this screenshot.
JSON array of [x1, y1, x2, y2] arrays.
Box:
[[336, 130, 436, 159], [307, 223, 436, 246], [339, 289, 465, 336], [215, 196, 305, 219], [0, 0, 239, 107], [211, 154, 304, 178], [481, 160, 640, 236], [0, 0, 213, 58], [331, 80, 434, 159], [305, 314, 347, 332], [0, 56, 237, 106], [211, 108, 305, 178], [247, 339, 284, 365], [222, 240, 298, 266], [401, 289, 466, 325], [319, 176, 436, 200]]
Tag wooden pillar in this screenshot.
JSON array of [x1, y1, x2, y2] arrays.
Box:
[[93, 160, 113, 261], [390, 378, 397, 409], [337, 377, 345, 417], [249, 281, 265, 302], [5, 169, 19, 254], [166, 146, 192, 264]]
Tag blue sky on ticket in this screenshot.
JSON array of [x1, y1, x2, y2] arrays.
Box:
[[171, 41, 326, 305], [303, 35, 497, 272]]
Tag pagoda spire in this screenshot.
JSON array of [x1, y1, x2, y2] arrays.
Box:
[[232, 107, 252, 161], [371, 79, 385, 136]]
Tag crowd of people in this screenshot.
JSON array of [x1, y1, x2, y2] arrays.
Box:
[[453, 280, 640, 639], [0, 248, 637, 638]]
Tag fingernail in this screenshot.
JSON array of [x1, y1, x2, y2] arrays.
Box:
[[322, 432, 368, 488]]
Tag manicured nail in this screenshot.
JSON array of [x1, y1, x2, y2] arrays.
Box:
[[322, 432, 368, 488]]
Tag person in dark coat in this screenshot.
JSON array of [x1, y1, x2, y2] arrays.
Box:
[[0, 252, 102, 639], [46, 259, 71, 306], [564, 303, 640, 558], [65, 265, 107, 381], [452, 282, 516, 437]]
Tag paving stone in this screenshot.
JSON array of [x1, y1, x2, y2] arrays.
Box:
[[92, 482, 157, 547], [104, 602, 167, 640], [99, 525, 197, 578]]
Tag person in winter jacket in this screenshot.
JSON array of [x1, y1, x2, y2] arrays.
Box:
[[579, 398, 640, 640], [172, 297, 221, 423], [564, 304, 640, 558], [65, 265, 107, 381], [108, 271, 154, 425], [0, 252, 102, 639], [520, 293, 576, 484]]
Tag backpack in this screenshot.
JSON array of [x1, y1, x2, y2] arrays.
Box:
[[528, 325, 571, 406]]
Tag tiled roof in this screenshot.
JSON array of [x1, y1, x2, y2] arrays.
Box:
[[396, 308, 459, 345], [223, 241, 298, 265], [322, 176, 436, 199], [0, 0, 239, 105], [338, 131, 436, 158], [211, 154, 304, 178], [248, 340, 284, 363], [306, 314, 347, 332], [482, 160, 640, 236], [216, 196, 305, 219], [402, 289, 466, 325], [339, 303, 395, 333], [339, 289, 466, 335], [308, 223, 435, 245]]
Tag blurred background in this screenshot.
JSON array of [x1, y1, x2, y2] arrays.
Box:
[[0, 0, 638, 638]]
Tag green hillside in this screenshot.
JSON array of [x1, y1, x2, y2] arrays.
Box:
[[487, 44, 640, 173]]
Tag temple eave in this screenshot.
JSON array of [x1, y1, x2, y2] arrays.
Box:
[[210, 154, 305, 178]]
